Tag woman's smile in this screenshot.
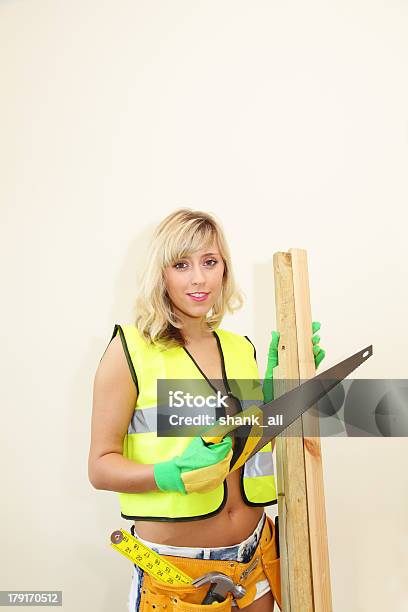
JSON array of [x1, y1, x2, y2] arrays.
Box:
[[186, 292, 210, 302]]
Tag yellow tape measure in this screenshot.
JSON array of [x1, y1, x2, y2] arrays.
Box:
[[110, 529, 193, 586]]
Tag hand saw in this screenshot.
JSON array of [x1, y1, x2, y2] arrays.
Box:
[[201, 344, 373, 471]]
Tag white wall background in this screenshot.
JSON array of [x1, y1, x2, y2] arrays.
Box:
[[1, 1, 407, 611]]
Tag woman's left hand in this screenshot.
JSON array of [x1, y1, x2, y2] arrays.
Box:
[[311, 321, 326, 368], [262, 321, 326, 403]]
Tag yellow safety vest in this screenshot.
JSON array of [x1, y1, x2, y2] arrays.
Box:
[[108, 323, 277, 520]]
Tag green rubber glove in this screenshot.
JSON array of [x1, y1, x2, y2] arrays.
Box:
[[153, 435, 233, 495], [262, 321, 326, 403]]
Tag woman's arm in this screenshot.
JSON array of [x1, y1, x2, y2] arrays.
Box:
[[88, 334, 159, 493]]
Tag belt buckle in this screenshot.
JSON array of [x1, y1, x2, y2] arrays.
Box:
[[239, 556, 259, 582]]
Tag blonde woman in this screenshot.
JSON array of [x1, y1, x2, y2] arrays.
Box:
[[88, 209, 325, 612]]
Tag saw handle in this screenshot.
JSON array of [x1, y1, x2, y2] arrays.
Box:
[[201, 435, 225, 445]]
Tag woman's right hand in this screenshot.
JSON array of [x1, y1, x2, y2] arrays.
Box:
[[153, 435, 233, 495]]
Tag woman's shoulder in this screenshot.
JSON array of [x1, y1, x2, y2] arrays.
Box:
[[112, 323, 169, 353], [110, 323, 147, 352], [111, 322, 138, 339], [216, 326, 255, 348]]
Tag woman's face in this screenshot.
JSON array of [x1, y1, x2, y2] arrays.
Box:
[[163, 240, 225, 323]]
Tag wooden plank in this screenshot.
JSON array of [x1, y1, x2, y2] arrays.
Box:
[[290, 248, 333, 612], [273, 252, 314, 611]]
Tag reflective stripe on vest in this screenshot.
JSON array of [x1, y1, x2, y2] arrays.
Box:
[[110, 323, 277, 520]]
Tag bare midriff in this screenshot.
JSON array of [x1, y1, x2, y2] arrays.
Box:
[[133, 465, 264, 547]]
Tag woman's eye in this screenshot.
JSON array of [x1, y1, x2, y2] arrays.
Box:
[[174, 259, 218, 270]]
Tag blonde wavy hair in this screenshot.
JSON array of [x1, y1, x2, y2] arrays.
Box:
[[134, 208, 245, 348]]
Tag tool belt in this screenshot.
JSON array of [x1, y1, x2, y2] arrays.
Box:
[[138, 515, 282, 611]]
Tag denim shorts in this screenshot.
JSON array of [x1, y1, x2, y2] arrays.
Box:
[[127, 512, 270, 611]]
